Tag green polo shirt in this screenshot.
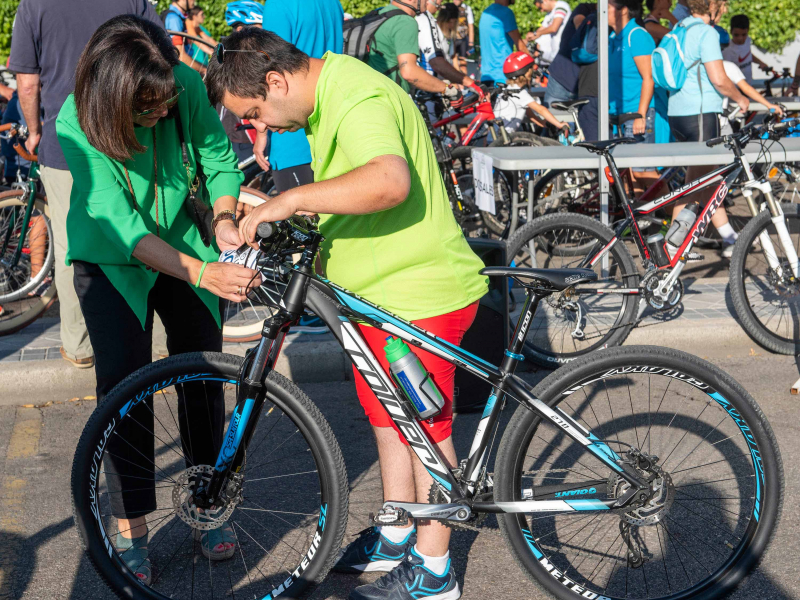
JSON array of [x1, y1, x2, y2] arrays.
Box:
[[366, 6, 420, 93], [307, 53, 488, 321], [56, 63, 243, 328]]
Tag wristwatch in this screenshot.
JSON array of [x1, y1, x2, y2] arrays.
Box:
[[211, 209, 237, 235]]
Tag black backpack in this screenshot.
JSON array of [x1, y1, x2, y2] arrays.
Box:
[[343, 8, 407, 77], [160, 6, 181, 27]]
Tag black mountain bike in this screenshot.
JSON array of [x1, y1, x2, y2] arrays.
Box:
[[72, 217, 782, 600]]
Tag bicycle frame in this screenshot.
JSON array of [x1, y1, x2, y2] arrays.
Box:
[[0, 151, 40, 270], [198, 234, 650, 519]]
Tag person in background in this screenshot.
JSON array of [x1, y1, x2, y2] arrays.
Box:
[[417, 0, 478, 93], [451, 0, 474, 74], [186, 6, 217, 66], [723, 14, 770, 85], [495, 52, 569, 132], [672, 0, 691, 21], [667, 0, 748, 259], [643, 0, 677, 43], [225, 0, 263, 31], [10, 0, 164, 369], [365, 0, 464, 102], [437, 2, 461, 45], [1, 90, 31, 185], [479, 0, 529, 85], [574, 10, 600, 140], [609, 0, 658, 192], [543, 3, 595, 107], [0, 82, 12, 103], [719, 29, 783, 135], [164, 0, 206, 75], [527, 0, 571, 66]]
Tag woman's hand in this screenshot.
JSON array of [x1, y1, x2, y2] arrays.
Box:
[[199, 261, 262, 303], [215, 219, 241, 252], [239, 194, 298, 249], [633, 117, 646, 135]]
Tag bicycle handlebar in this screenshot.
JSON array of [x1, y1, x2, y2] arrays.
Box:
[[706, 118, 800, 149], [12, 143, 37, 162], [0, 123, 14, 132]]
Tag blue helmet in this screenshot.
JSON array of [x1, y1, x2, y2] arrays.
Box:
[[225, 1, 263, 27], [714, 24, 730, 47]]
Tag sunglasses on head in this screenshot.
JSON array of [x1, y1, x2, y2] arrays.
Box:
[[213, 42, 271, 65], [133, 83, 185, 117]]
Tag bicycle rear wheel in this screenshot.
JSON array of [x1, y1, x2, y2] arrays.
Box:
[[72, 352, 348, 600], [495, 346, 782, 600], [507, 213, 640, 367], [0, 191, 57, 336], [729, 203, 800, 354]]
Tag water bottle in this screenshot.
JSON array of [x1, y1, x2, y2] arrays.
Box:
[[646, 233, 670, 267], [384, 337, 444, 420], [665, 203, 699, 256]]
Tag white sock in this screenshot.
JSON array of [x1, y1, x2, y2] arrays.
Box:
[[413, 545, 450, 576], [717, 223, 738, 245], [378, 523, 414, 545]]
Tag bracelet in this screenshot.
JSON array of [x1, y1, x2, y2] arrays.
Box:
[[211, 209, 236, 235], [195, 261, 208, 288]]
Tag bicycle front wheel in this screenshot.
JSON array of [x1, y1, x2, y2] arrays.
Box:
[[495, 346, 782, 600], [507, 212, 640, 367], [72, 352, 348, 600], [729, 203, 800, 354]]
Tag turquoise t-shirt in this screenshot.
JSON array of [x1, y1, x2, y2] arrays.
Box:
[[262, 0, 343, 170], [479, 3, 518, 84], [667, 17, 724, 117], [609, 20, 655, 115]]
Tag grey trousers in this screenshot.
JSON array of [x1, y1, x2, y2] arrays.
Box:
[[39, 166, 93, 360]]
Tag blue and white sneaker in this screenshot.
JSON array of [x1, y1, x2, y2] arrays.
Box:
[[349, 547, 461, 600], [292, 314, 329, 334], [333, 527, 416, 574]]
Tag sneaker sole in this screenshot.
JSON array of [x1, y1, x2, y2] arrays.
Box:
[[427, 585, 461, 600], [332, 559, 403, 574]]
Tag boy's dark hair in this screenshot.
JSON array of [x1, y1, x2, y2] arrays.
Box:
[[646, 0, 654, 11], [74, 15, 179, 162], [187, 6, 203, 19], [730, 14, 749, 31], [612, 0, 644, 20], [205, 28, 310, 106]]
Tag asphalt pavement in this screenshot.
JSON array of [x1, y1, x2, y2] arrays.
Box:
[[1, 345, 799, 600]]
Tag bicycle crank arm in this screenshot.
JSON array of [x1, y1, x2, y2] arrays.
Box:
[[381, 501, 473, 523]]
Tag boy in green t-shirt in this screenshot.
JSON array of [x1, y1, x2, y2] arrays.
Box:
[[207, 27, 490, 600]]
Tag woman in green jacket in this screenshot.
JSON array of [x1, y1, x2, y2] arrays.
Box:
[[56, 15, 258, 582]]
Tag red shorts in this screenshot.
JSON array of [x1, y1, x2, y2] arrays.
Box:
[[352, 301, 479, 445]]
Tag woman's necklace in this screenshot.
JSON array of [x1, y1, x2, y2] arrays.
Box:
[[123, 127, 166, 237]]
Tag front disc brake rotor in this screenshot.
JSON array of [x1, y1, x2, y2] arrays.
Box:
[[172, 465, 239, 530]]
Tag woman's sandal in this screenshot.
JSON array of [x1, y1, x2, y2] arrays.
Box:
[[195, 522, 236, 561], [116, 533, 152, 585]]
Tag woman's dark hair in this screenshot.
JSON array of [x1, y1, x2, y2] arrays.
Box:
[[646, 0, 655, 11], [73, 15, 179, 162], [187, 6, 204, 19], [205, 28, 310, 106], [437, 3, 460, 24], [611, 0, 644, 24]]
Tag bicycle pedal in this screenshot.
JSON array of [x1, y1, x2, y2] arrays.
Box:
[[370, 506, 410, 527]]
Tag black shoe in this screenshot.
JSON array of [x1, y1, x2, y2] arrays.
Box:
[[349, 547, 461, 600], [333, 527, 416, 574]]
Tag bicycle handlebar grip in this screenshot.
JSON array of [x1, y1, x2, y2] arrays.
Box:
[[0, 123, 14, 132], [13, 143, 37, 162], [706, 136, 725, 148], [256, 222, 275, 241]]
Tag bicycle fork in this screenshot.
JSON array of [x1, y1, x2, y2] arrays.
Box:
[[199, 270, 309, 507]]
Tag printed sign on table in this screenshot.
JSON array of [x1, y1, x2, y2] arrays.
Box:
[[472, 149, 495, 214]]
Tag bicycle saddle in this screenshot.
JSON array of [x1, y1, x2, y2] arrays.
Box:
[[574, 138, 638, 154], [551, 99, 590, 111], [480, 267, 597, 291]]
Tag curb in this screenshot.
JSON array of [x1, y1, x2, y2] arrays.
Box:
[[1, 336, 350, 408]]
